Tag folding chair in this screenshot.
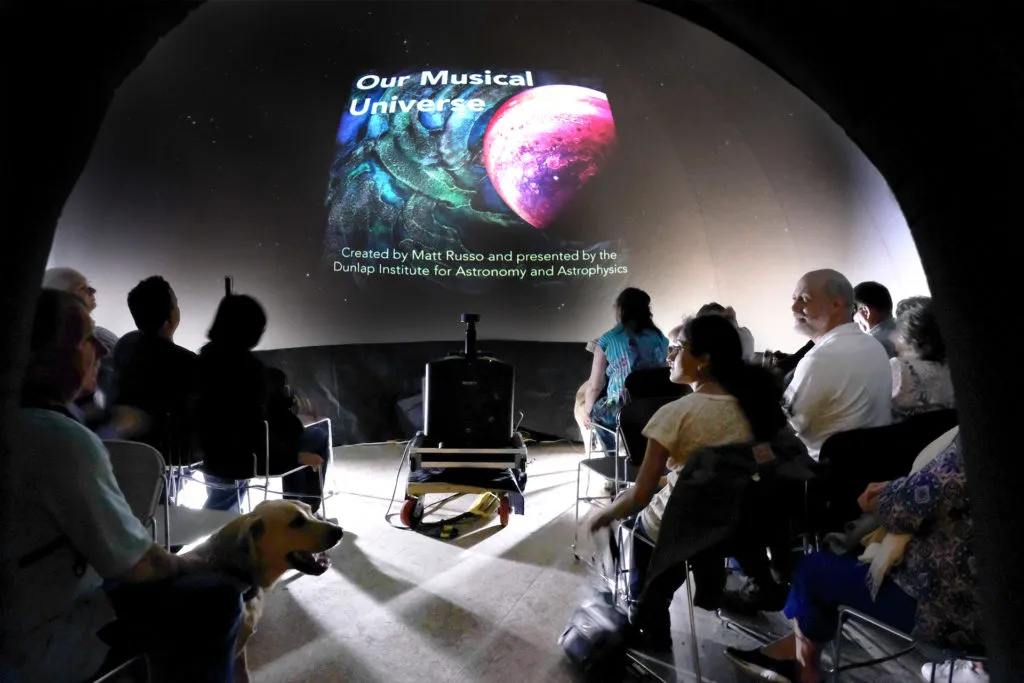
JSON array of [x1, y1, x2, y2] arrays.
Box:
[[105, 440, 167, 542], [830, 605, 988, 682], [612, 518, 703, 683], [248, 417, 335, 521], [573, 396, 680, 563]]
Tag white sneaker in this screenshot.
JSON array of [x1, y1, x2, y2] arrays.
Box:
[[921, 660, 988, 683]]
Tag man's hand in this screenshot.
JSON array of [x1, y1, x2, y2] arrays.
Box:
[[858, 481, 890, 514], [298, 452, 324, 471]]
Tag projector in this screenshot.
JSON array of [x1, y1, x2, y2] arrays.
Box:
[[422, 313, 515, 448]]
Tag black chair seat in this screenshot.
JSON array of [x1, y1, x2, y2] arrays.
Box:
[[580, 455, 640, 483]]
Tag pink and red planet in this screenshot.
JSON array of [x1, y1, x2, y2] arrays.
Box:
[[482, 85, 617, 229]]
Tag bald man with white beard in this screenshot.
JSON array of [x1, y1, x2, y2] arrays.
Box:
[[783, 269, 892, 460]]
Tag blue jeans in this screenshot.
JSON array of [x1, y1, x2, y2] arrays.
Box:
[[784, 551, 918, 643], [102, 572, 245, 683], [204, 422, 330, 514]]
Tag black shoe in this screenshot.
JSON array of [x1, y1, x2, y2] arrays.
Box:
[[721, 578, 788, 615], [724, 646, 799, 682]]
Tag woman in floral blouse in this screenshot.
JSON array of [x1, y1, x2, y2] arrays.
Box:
[[725, 432, 981, 683], [891, 298, 955, 419]]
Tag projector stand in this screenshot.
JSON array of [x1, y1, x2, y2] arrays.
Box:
[[400, 431, 528, 529]]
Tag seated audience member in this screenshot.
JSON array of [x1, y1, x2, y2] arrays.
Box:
[[265, 367, 331, 512], [853, 280, 898, 358], [785, 270, 892, 460], [108, 276, 198, 449], [590, 314, 787, 646], [895, 295, 930, 319], [196, 294, 325, 513], [891, 297, 955, 420], [0, 289, 245, 683], [696, 302, 756, 362], [726, 431, 983, 683], [573, 338, 600, 450], [43, 267, 119, 393], [583, 287, 669, 453]]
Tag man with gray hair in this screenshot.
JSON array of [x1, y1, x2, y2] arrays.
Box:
[[783, 269, 892, 460], [43, 268, 119, 397]]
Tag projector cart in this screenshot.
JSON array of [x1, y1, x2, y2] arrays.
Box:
[[400, 431, 528, 529]]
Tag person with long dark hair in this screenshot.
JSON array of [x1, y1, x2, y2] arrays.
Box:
[[590, 314, 788, 646], [195, 294, 326, 513], [582, 287, 669, 453]]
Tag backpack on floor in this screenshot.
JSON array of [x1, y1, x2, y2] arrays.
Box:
[[558, 586, 631, 682]]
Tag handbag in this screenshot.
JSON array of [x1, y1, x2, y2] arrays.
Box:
[[558, 587, 631, 682], [559, 528, 631, 681]]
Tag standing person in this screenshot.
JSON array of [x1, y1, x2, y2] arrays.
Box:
[[0, 289, 244, 683], [582, 288, 669, 454], [195, 294, 324, 513], [853, 281, 898, 358], [785, 270, 892, 460]]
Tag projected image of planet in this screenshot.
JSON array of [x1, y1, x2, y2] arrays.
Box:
[[323, 69, 621, 291], [483, 85, 617, 229]]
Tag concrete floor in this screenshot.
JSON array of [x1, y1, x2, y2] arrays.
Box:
[[177, 442, 926, 683]]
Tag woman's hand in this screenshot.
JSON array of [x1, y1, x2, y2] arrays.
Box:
[[298, 452, 324, 471], [582, 410, 593, 429], [858, 481, 891, 514], [589, 508, 615, 533]]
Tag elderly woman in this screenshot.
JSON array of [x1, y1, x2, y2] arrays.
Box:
[[891, 297, 955, 420], [0, 289, 244, 683], [726, 430, 982, 683], [582, 287, 669, 453]]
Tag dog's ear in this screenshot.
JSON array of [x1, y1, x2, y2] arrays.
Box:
[[234, 517, 266, 569], [249, 518, 266, 542]]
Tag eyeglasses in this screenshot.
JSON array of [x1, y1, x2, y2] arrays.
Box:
[[666, 340, 686, 359]]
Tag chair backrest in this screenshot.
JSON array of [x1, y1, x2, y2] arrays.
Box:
[[617, 395, 684, 466], [623, 367, 688, 403], [104, 440, 166, 526], [819, 408, 959, 477], [817, 408, 958, 529]]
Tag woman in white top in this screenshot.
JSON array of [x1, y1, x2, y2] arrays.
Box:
[[891, 298, 955, 420], [590, 314, 787, 646]]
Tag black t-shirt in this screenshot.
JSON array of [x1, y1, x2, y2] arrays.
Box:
[[109, 331, 198, 447]]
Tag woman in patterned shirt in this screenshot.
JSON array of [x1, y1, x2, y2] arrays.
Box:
[[725, 432, 981, 683]]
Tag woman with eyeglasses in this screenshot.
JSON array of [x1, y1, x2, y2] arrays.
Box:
[[590, 314, 787, 648], [582, 288, 669, 454]]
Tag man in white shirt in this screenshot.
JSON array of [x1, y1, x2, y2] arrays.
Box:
[[783, 270, 892, 460], [853, 280, 898, 358]]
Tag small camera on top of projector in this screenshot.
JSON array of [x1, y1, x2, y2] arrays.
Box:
[[422, 313, 516, 449]]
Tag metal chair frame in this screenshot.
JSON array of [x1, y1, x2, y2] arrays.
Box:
[[613, 518, 703, 683], [89, 653, 150, 683], [830, 606, 986, 682], [170, 419, 335, 547]]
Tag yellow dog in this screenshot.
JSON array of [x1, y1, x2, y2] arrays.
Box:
[[188, 500, 344, 682]]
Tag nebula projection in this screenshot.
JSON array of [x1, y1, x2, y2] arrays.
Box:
[[323, 69, 618, 290]]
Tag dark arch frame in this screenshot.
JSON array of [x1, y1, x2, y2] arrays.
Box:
[[2, 1, 1020, 678]]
